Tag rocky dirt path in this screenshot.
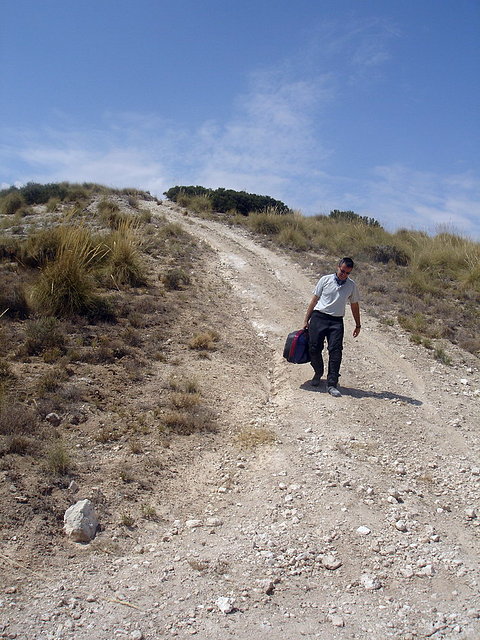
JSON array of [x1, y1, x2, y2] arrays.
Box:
[[1, 202, 479, 640]]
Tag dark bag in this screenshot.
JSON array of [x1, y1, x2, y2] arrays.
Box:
[[283, 329, 310, 364]]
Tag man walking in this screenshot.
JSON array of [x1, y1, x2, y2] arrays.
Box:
[[303, 258, 361, 397]]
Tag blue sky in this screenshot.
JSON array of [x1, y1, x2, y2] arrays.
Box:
[[1, 0, 479, 238]]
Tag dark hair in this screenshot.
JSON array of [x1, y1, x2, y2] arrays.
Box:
[[339, 257, 354, 269]]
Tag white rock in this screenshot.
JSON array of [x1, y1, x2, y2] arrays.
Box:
[[130, 632, 143, 640], [64, 499, 98, 543], [417, 564, 435, 577], [465, 508, 477, 519], [206, 517, 223, 527], [395, 520, 408, 532], [185, 519, 203, 529], [361, 574, 382, 590], [68, 480, 79, 493], [356, 526, 371, 536], [216, 596, 235, 614], [329, 614, 345, 627], [322, 555, 342, 571], [257, 579, 276, 595]]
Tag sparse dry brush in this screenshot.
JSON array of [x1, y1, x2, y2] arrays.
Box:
[[0, 183, 214, 544]]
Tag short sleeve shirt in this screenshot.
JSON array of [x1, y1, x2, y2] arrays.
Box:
[[313, 274, 360, 317]]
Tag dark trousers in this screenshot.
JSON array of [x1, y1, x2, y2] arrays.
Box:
[[308, 311, 344, 386]]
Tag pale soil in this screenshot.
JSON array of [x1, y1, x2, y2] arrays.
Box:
[[1, 201, 479, 640]]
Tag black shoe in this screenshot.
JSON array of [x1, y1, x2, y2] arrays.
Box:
[[311, 375, 322, 387], [327, 385, 342, 397]]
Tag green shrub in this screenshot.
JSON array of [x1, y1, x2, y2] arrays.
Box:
[[434, 347, 452, 365], [398, 313, 428, 335], [164, 185, 290, 216], [0, 276, 30, 319], [0, 402, 37, 435], [329, 209, 382, 228], [0, 191, 25, 215], [369, 244, 410, 266], [162, 267, 190, 290], [23, 317, 66, 355], [45, 440, 72, 475]]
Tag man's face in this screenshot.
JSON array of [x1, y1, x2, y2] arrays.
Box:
[[336, 263, 353, 281]]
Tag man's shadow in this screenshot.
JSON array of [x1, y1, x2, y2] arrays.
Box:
[[300, 381, 422, 407]]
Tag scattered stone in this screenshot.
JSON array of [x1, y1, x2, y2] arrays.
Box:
[[206, 517, 223, 527], [216, 596, 235, 614], [400, 566, 414, 578], [356, 526, 371, 535], [322, 555, 342, 571], [258, 579, 276, 595], [395, 520, 408, 532], [361, 574, 382, 590], [465, 508, 477, 519], [329, 614, 345, 627], [416, 564, 435, 577], [130, 631, 144, 640], [185, 519, 203, 529], [68, 480, 79, 493], [63, 499, 99, 543]]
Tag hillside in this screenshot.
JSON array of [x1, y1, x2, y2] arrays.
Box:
[[0, 196, 479, 640]]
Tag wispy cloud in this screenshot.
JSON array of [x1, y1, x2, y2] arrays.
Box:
[[192, 69, 332, 197], [1, 16, 478, 240], [365, 165, 480, 238]]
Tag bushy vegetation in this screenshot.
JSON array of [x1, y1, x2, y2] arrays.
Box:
[[0, 183, 219, 544], [0, 182, 153, 210], [328, 209, 381, 227], [164, 185, 290, 215]]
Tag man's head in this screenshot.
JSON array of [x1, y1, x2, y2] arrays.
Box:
[[336, 257, 354, 281]]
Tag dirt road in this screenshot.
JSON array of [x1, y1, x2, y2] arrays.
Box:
[[2, 201, 479, 639]]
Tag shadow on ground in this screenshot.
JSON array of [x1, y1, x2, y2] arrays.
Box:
[[300, 381, 422, 406]]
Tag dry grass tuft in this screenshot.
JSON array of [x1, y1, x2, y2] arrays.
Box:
[[236, 427, 276, 449], [188, 329, 219, 351], [45, 440, 72, 475], [103, 218, 147, 287]]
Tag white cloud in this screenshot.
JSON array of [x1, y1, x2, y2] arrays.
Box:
[[363, 165, 480, 238], [1, 17, 478, 240]]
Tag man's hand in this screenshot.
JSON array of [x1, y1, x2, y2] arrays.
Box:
[[353, 326, 361, 338]]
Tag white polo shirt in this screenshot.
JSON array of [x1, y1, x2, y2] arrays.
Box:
[[313, 274, 360, 317]]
